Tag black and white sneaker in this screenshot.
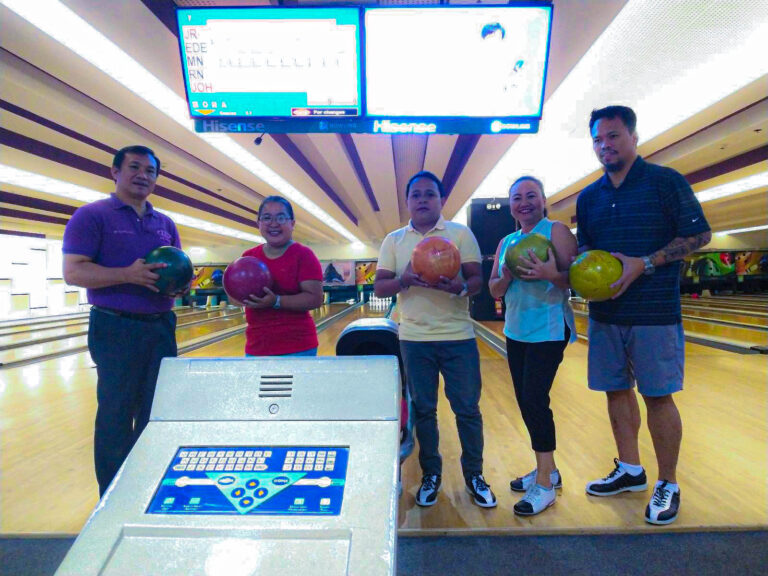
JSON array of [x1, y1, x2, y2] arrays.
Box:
[[510, 468, 563, 492], [514, 483, 556, 516], [645, 481, 680, 525], [415, 474, 441, 507], [465, 473, 497, 508], [586, 458, 648, 496]]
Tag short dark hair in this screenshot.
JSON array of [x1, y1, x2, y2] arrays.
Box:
[[259, 195, 294, 220], [589, 105, 637, 134], [406, 170, 445, 198], [509, 175, 547, 217], [112, 145, 161, 173]]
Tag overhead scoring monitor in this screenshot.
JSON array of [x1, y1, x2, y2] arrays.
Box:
[[364, 5, 553, 134], [177, 7, 363, 121], [182, 3, 553, 134]]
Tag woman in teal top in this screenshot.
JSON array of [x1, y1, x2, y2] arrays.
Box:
[[489, 175, 577, 516]]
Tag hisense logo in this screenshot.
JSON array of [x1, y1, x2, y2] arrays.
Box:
[[373, 120, 437, 134], [201, 119, 259, 132]]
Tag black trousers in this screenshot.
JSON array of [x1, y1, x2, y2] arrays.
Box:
[[505, 328, 569, 453], [88, 308, 177, 496]]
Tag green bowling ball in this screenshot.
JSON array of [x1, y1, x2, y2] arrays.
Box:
[[144, 246, 194, 296], [569, 250, 623, 301], [504, 233, 556, 281]]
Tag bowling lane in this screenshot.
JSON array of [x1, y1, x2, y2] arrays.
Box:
[[184, 302, 369, 358], [683, 294, 768, 306], [2, 299, 766, 535], [0, 302, 347, 533], [679, 299, 767, 314], [680, 306, 768, 327], [398, 324, 768, 533], [0, 308, 237, 349], [0, 306, 93, 328], [0, 309, 248, 366], [0, 305, 210, 337], [571, 310, 767, 349], [0, 317, 89, 337], [570, 299, 767, 349]]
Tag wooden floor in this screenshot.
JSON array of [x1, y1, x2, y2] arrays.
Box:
[[0, 304, 765, 536]]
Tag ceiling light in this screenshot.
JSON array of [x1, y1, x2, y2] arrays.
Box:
[[465, 1, 768, 205], [715, 224, 768, 236], [1, 0, 363, 245], [0, 165, 264, 243], [695, 171, 768, 203]]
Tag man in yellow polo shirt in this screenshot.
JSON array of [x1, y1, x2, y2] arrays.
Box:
[[374, 171, 496, 508]]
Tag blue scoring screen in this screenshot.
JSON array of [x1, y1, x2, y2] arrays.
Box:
[[177, 8, 362, 119]]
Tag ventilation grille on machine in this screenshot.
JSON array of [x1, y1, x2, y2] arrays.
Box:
[[259, 374, 294, 398]]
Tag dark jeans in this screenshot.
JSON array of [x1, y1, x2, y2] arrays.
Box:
[[88, 308, 177, 496], [505, 328, 569, 453], [399, 339, 483, 480]]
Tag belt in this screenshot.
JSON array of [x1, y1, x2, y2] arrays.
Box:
[[92, 306, 167, 321]]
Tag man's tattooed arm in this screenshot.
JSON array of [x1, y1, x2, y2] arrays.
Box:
[[650, 231, 712, 266]]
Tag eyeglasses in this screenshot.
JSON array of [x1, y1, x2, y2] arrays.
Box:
[[259, 213, 291, 225]]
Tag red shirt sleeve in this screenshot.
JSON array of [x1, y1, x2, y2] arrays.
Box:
[[296, 244, 323, 283]]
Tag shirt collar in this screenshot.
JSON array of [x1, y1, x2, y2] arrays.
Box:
[[109, 193, 154, 215], [599, 155, 645, 190], [406, 214, 447, 235]]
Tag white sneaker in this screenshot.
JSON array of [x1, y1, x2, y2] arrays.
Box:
[[514, 484, 556, 516], [645, 481, 680, 525], [415, 474, 441, 507], [465, 473, 497, 508], [510, 468, 562, 492]]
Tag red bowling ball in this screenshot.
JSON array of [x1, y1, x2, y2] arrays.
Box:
[[223, 256, 273, 302]]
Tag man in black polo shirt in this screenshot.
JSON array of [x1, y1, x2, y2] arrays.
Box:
[[576, 106, 711, 525]]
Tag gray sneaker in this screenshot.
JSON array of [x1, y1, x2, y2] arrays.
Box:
[[510, 468, 562, 492]]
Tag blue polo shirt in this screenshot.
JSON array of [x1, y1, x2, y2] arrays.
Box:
[[576, 156, 710, 325], [63, 194, 181, 314]]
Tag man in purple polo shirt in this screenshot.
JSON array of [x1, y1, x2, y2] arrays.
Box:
[[63, 145, 184, 497]]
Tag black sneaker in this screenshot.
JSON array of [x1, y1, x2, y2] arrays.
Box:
[[585, 458, 648, 496], [465, 473, 497, 508], [645, 481, 681, 525], [415, 474, 441, 507]]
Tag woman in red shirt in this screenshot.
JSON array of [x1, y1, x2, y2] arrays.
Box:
[[236, 196, 324, 356]]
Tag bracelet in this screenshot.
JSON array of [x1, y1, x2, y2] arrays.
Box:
[[273, 295, 281, 309]]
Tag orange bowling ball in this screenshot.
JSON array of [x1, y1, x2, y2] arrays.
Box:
[[411, 237, 461, 285]]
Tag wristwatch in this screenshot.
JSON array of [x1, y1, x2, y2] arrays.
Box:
[[642, 256, 655, 275], [273, 295, 281, 309]]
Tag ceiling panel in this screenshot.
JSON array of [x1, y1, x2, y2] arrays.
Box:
[[1, 0, 765, 256]]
